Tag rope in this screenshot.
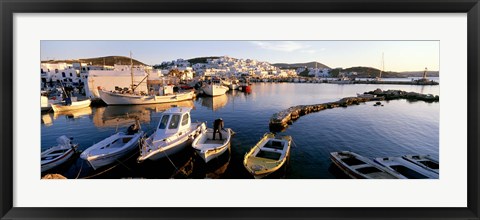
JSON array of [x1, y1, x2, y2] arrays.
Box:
[[75, 160, 84, 179]]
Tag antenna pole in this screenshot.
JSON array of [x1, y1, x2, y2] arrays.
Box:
[[130, 51, 134, 93]]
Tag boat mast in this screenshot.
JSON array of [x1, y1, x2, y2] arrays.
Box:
[[379, 52, 384, 78], [130, 51, 134, 93]]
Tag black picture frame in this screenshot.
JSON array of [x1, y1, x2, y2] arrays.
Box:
[[1, 0, 479, 219]]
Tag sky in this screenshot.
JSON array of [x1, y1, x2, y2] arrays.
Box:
[[41, 41, 439, 72]]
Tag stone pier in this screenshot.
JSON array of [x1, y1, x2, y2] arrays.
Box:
[[269, 89, 439, 132]]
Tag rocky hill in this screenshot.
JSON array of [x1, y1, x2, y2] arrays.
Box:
[[41, 56, 146, 66], [272, 61, 330, 70]]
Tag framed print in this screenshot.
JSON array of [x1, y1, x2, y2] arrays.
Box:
[[1, 0, 479, 219]]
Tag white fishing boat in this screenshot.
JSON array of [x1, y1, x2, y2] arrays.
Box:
[[98, 52, 195, 105], [80, 121, 144, 170], [137, 107, 205, 162], [330, 151, 404, 179], [402, 155, 439, 174], [202, 83, 229, 96], [243, 133, 291, 179], [41, 135, 78, 172], [98, 88, 195, 105], [192, 124, 232, 163], [374, 156, 439, 179], [51, 98, 91, 112]]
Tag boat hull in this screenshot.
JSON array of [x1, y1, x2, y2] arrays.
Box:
[[243, 133, 291, 179], [99, 90, 195, 105], [41, 147, 76, 172], [192, 128, 231, 163], [81, 132, 143, 170], [138, 122, 204, 162], [374, 157, 439, 179], [329, 151, 403, 179], [202, 85, 229, 96], [51, 99, 91, 112]]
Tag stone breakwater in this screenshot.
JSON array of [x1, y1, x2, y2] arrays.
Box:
[[269, 89, 439, 132]]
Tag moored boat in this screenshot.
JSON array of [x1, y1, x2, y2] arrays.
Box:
[[330, 151, 404, 179], [192, 123, 232, 163], [202, 83, 229, 96], [243, 133, 291, 179], [402, 155, 439, 174], [80, 121, 144, 170], [374, 156, 439, 179], [137, 107, 205, 162], [41, 135, 78, 172], [98, 88, 195, 105], [51, 98, 91, 112]]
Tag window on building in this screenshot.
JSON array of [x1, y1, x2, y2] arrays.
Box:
[[70, 73, 73, 77], [62, 72, 66, 77], [55, 69, 58, 73], [41, 69, 44, 73]]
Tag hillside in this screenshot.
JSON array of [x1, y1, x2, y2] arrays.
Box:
[[187, 56, 220, 65], [399, 71, 439, 77], [329, 66, 404, 78], [272, 62, 330, 70], [41, 56, 146, 66]]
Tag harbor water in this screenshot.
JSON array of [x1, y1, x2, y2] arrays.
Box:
[[41, 82, 440, 179]]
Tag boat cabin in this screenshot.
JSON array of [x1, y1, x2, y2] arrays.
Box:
[[153, 107, 192, 139]]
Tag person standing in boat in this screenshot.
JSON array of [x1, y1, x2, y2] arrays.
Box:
[[212, 118, 224, 140]]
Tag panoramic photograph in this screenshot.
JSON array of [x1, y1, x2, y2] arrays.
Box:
[[40, 40, 439, 179]]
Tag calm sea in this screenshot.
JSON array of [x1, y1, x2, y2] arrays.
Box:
[[41, 81, 440, 179]]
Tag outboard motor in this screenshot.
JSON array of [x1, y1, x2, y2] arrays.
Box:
[[127, 123, 139, 135], [212, 118, 224, 140]]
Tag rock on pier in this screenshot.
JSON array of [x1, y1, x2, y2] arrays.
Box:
[[269, 89, 439, 132]]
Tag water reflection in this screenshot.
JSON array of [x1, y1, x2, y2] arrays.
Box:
[[41, 114, 53, 126], [93, 101, 194, 128], [200, 94, 228, 111], [53, 107, 93, 120]]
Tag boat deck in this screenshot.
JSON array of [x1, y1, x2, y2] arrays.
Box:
[[89, 137, 133, 155]]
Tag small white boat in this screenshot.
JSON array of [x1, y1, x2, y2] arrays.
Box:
[[51, 98, 91, 112], [138, 107, 205, 162], [228, 82, 239, 90], [243, 133, 291, 179], [202, 83, 229, 96], [374, 156, 439, 179], [80, 122, 144, 170], [192, 124, 232, 163], [330, 151, 404, 179], [41, 135, 78, 172], [98, 87, 195, 105], [41, 95, 52, 111], [402, 155, 439, 174]]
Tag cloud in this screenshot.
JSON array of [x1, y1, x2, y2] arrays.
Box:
[[300, 49, 317, 54], [250, 41, 310, 52]]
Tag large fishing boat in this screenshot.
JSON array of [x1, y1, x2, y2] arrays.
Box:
[[98, 52, 194, 105], [137, 107, 204, 162]]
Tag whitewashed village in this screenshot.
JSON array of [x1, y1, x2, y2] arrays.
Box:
[[40, 55, 336, 101]]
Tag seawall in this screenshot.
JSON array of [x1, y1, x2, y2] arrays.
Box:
[[269, 89, 439, 132]]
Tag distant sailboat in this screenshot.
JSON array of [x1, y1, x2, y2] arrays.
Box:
[[375, 52, 384, 81]]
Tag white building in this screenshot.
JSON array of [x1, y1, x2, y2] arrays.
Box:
[[85, 64, 149, 99], [308, 68, 330, 77], [41, 63, 81, 88]]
